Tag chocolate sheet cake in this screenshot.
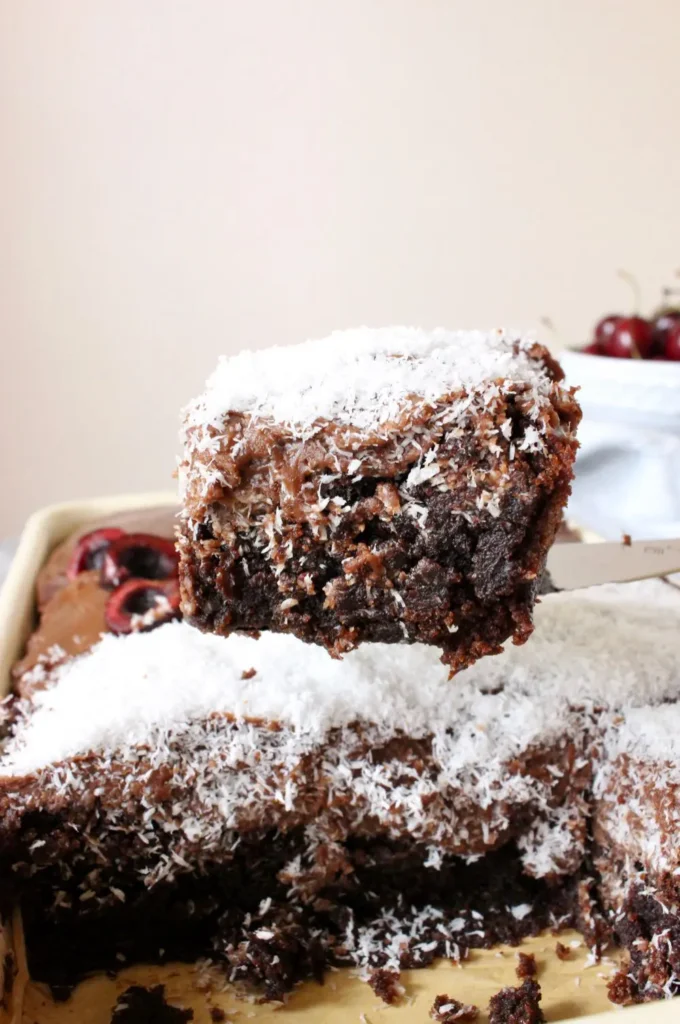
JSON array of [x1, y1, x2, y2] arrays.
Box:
[[13, 507, 178, 692], [178, 328, 581, 671], [1, 568, 679, 1007]]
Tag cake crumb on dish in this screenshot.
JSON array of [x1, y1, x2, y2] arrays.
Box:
[[515, 951, 537, 979], [110, 985, 193, 1023], [368, 968, 404, 1004], [487, 979, 544, 1024], [430, 993, 479, 1021]]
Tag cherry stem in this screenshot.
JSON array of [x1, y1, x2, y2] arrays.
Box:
[[617, 269, 642, 314], [539, 316, 561, 345]]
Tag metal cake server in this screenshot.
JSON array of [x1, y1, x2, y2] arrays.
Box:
[[542, 538, 680, 593]]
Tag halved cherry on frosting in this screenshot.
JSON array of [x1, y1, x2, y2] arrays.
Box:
[[67, 527, 125, 579], [105, 578, 180, 635], [100, 533, 179, 589]]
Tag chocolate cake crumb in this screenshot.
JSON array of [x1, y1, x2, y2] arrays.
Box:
[[368, 968, 403, 1004], [488, 979, 545, 1024], [111, 985, 193, 1023], [209, 1009, 226, 1023], [554, 941, 570, 961], [607, 968, 638, 1005], [515, 952, 537, 979], [240, 668, 256, 680], [430, 993, 479, 1021], [50, 984, 75, 1003]]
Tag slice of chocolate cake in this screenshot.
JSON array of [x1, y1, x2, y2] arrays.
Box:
[[178, 328, 580, 671], [594, 705, 680, 1003]]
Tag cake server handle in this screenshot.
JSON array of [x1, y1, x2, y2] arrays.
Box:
[[542, 538, 680, 594]]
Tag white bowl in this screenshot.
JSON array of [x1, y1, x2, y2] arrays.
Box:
[[560, 350, 680, 538], [560, 348, 680, 432]]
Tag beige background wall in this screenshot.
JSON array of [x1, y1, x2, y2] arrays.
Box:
[[1, 0, 680, 534]]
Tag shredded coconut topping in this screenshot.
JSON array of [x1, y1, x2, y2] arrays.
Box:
[[3, 579, 680, 918], [3, 579, 679, 778], [183, 327, 552, 437]]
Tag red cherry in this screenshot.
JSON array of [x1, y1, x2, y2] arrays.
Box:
[[594, 315, 622, 347], [100, 533, 179, 589], [582, 341, 602, 354], [67, 528, 125, 579], [665, 323, 680, 361], [654, 310, 680, 350], [604, 316, 654, 358], [105, 578, 180, 635]]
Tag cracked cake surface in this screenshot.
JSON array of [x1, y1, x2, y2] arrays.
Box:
[[177, 327, 581, 670]]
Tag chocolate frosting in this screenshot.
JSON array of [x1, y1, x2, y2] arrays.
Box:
[[14, 507, 177, 689]]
